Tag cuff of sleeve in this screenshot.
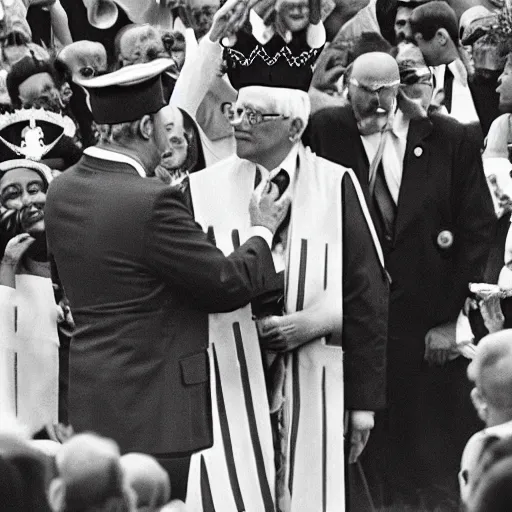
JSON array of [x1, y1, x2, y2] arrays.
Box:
[[250, 226, 273, 249], [306, 22, 326, 49], [250, 9, 270, 44]]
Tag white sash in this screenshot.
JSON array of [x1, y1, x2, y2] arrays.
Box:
[[187, 156, 276, 512]]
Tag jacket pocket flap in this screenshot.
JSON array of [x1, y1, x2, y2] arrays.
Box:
[[180, 352, 208, 385]]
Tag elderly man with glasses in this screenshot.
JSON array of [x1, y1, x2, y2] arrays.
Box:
[[307, 51, 495, 510], [186, 81, 389, 512]]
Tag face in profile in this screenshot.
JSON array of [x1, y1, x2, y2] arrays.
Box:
[[224, 92, 293, 163], [277, 0, 310, 33], [0, 167, 46, 235], [153, 105, 189, 171]]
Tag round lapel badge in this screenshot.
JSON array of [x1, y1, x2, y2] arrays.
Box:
[[414, 146, 423, 157], [437, 230, 454, 249]]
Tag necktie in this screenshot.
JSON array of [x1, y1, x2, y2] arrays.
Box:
[[443, 65, 454, 114], [368, 130, 397, 249], [254, 167, 291, 249]]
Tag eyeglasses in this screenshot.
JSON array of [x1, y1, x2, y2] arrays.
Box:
[[349, 77, 400, 102], [221, 103, 289, 126]]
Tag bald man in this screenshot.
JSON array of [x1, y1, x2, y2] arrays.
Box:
[[307, 51, 495, 509], [49, 433, 134, 511], [460, 329, 512, 507]]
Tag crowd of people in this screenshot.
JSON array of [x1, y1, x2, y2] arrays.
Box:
[[2, 0, 512, 511]]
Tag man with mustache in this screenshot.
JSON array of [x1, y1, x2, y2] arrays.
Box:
[[307, 51, 495, 509]]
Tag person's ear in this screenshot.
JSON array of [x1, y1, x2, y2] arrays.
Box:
[[436, 28, 448, 46], [471, 387, 489, 423], [48, 478, 65, 512], [139, 115, 154, 140], [288, 118, 304, 143]]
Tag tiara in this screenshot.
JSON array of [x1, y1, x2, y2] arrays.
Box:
[[0, 108, 76, 161]]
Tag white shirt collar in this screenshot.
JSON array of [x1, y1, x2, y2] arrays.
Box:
[[258, 144, 299, 185], [83, 147, 147, 178]]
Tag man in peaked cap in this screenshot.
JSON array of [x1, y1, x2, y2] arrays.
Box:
[[44, 56, 291, 499], [308, 50, 495, 509]]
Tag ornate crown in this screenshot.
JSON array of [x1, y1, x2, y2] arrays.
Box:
[[0, 108, 76, 161]]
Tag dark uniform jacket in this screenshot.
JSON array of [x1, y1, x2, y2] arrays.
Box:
[[45, 150, 278, 455]]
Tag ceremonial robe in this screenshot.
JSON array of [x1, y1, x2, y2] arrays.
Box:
[[307, 105, 495, 506], [186, 143, 388, 512], [44, 149, 278, 455], [0, 261, 59, 435]]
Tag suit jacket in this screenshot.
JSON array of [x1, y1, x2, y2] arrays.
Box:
[[306, 106, 495, 366], [45, 151, 278, 454]]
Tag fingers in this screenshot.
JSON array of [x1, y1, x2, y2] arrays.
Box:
[[257, 315, 281, 334], [349, 428, 370, 464]]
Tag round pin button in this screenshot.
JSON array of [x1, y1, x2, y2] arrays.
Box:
[[414, 147, 423, 157], [437, 230, 453, 249]]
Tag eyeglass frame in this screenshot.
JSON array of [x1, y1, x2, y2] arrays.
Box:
[[348, 76, 401, 96], [221, 102, 290, 126]]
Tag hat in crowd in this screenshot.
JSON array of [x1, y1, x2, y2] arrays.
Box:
[[0, 108, 75, 187], [459, 5, 496, 46], [77, 58, 176, 124]]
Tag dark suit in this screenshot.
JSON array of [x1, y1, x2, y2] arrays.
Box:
[[45, 151, 278, 458], [306, 106, 495, 507]]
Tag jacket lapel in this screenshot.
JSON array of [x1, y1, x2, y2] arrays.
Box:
[[394, 116, 433, 241], [339, 108, 372, 203]]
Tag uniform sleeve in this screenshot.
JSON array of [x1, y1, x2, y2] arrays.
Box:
[[143, 186, 279, 313], [341, 172, 389, 411]]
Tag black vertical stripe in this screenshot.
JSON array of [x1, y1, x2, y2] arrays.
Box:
[[212, 344, 245, 511], [232, 322, 275, 512], [296, 239, 308, 312], [323, 243, 328, 290], [14, 305, 18, 415], [288, 239, 308, 493], [231, 229, 241, 250], [287, 353, 301, 495], [200, 455, 216, 512], [14, 353, 18, 416], [322, 367, 327, 512]]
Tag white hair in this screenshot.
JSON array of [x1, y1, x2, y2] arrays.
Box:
[[237, 86, 311, 134]]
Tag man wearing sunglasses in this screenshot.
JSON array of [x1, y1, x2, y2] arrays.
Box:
[[187, 83, 389, 511], [308, 51, 495, 510]]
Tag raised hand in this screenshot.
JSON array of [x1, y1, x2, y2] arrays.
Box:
[[2, 233, 35, 269], [209, 0, 252, 42]]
